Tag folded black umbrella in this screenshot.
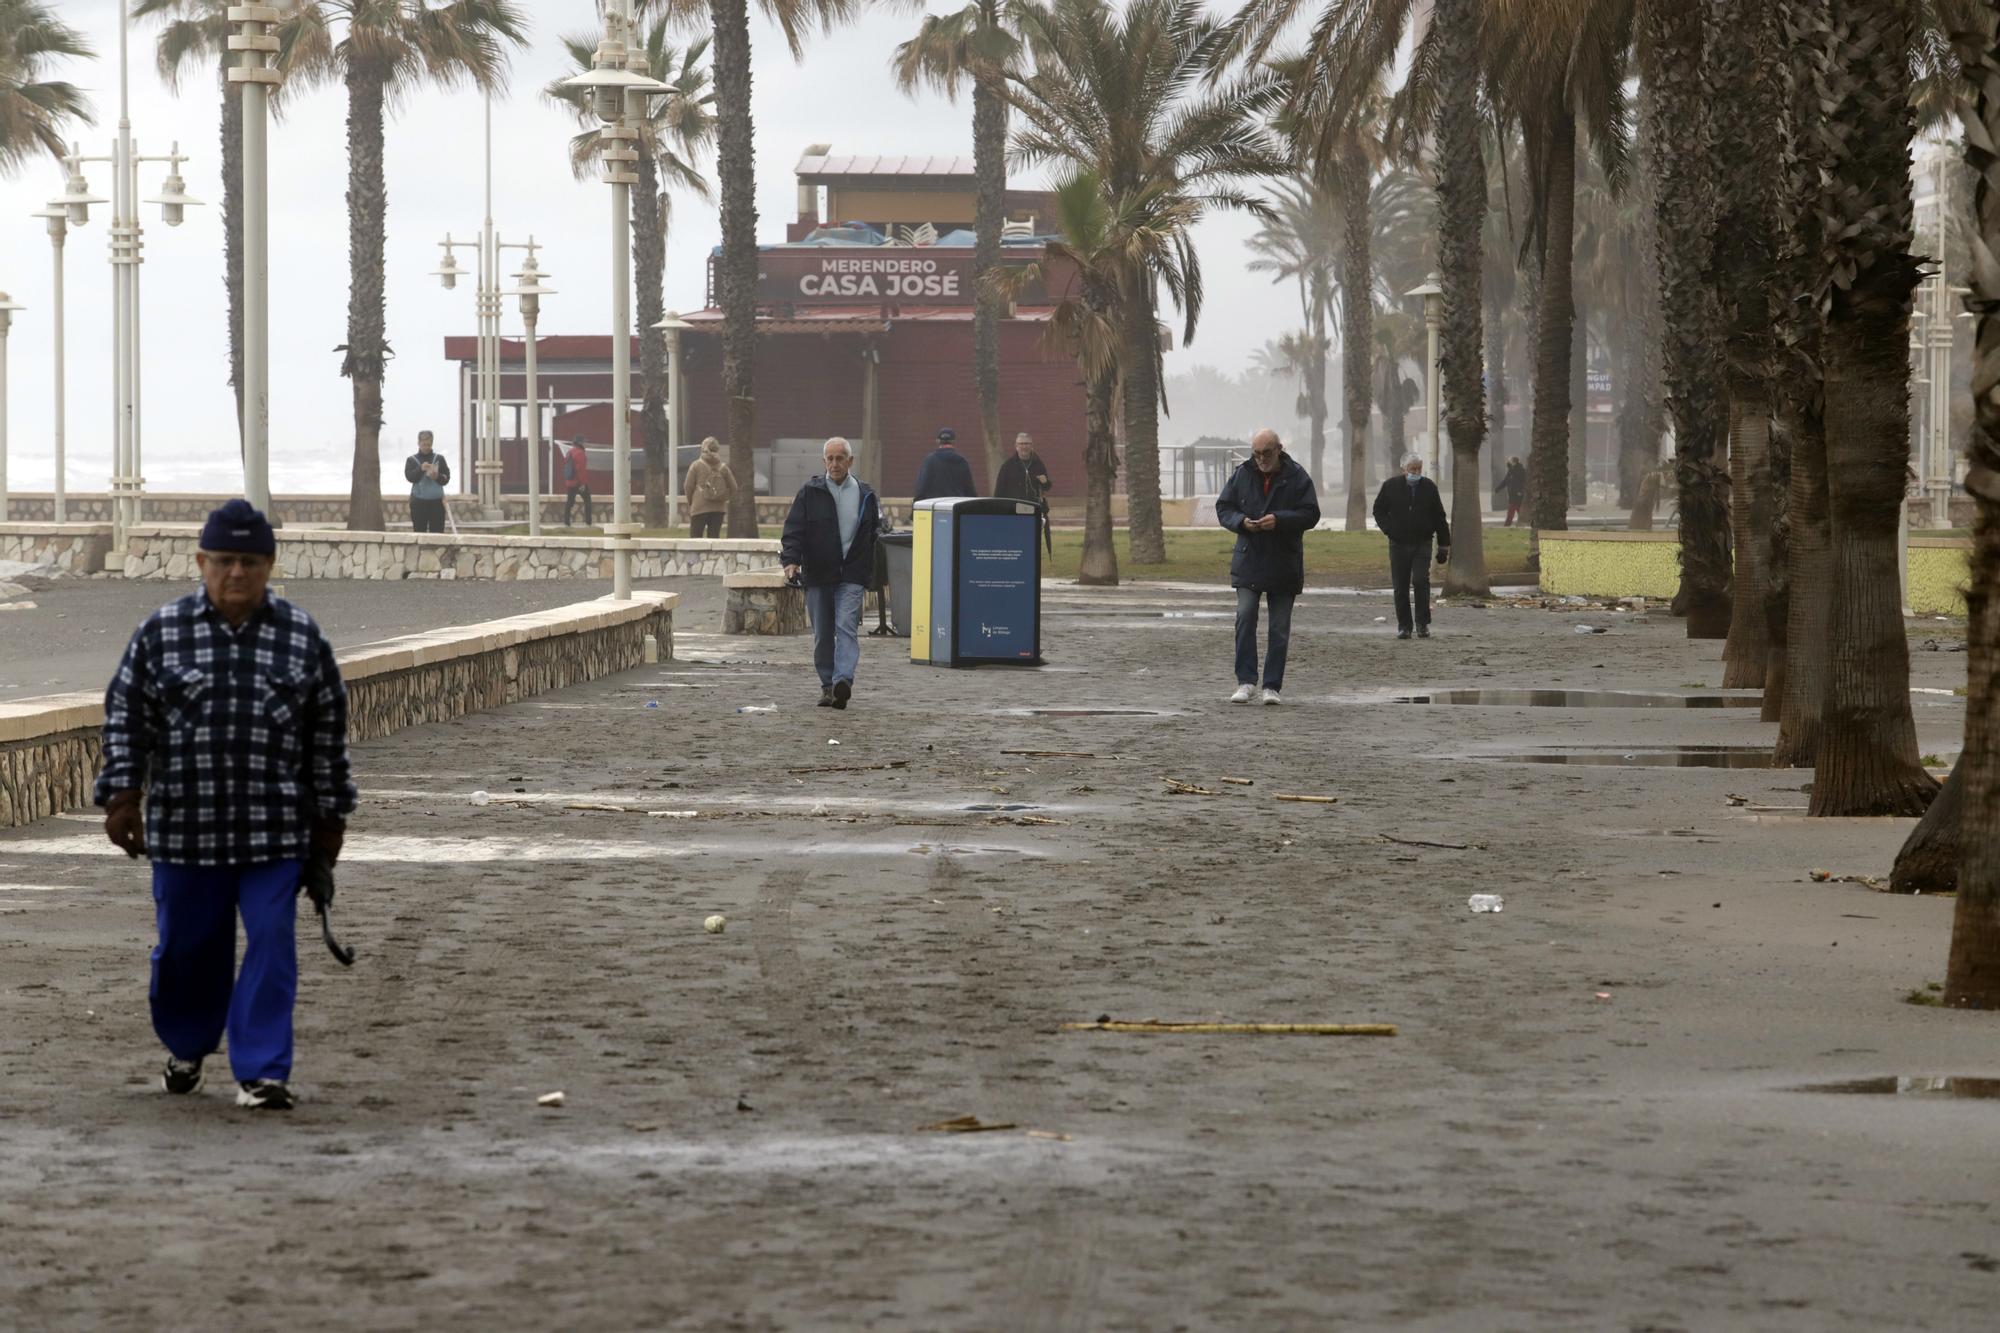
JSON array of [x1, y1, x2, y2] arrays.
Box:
[[303, 855, 355, 967]]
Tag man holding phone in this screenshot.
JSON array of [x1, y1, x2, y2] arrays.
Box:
[[1215, 428, 1321, 704], [781, 438, 883, 710]]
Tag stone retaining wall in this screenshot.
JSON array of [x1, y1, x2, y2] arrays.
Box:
[[0, 591, 676, 828], [0, 523, 116, 574], [120, 525, 779, 582], [1, 493, 471, 528], [723, 573, 808, 635]]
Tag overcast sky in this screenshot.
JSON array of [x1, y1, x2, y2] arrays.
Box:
[[0, 0, 1279, 497]]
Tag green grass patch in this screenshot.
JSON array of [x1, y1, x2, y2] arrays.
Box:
[[1041, 526, 1535, 586]]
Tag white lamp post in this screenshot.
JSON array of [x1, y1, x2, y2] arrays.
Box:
[[1407, 273, 1444, 478], [231, 4, 282, 515], [655, 309, 692, 529], [0, 292, 22, 520], [30, 204, 70, 522], [564, 1, 672, 599], [505, 245, 556, 538]]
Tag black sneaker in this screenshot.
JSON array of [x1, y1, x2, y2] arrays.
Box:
[[1416, 625, 1431, 638], [1396, 628, 1412, 640], [162, 1056, 203, 1095], [818, 688, 834, 708], [832, 680, 852, 710], [236, 1079, 296, 1111]]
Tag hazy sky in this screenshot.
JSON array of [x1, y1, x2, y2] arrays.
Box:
[[0, 0, 1279, 497]]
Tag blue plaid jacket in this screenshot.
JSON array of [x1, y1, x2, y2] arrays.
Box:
[[95, 590, 357, 866]]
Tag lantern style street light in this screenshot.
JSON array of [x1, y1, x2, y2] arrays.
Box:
[[564, 0, 672, 599], [29, 204, 70, 522], [655, 309, 693, 528], [1406, 272, 1444, 480], [504, 245, 557, 538], [0, 291, 23, 520]]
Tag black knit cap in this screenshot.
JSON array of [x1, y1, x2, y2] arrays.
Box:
[[199, 498, 277, 557], [936, 428, 956, 443]]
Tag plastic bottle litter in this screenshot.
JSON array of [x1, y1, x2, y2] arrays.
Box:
[[644, 700, 660, 709], [1467, 894, 1505, 913], [1573, 624, 1608, 635], [470, 790, 491, 806], [736, 705, 776, 714]]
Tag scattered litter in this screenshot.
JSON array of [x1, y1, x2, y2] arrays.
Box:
[[1810, 868, 1832, 882], [1373, 616, 1388, 623], [736, 705, 777, 714], [704, 914, 728, 934], [786, 759, 910, 775], [1381, 833, 1479, 851], [470, 790, 491, 806], [644, 700, 660, 709], [1574, 624, 1608, 635], [1725, 793, 1750, 807], [1811, 871, 1891, 891], [828, 739, 841, 746], [626, 1121, 660, 1133], [565, 801, 625, 813], [1594, 992, 1612, 1001], [918, 1114, 1019, 1133], [1166, 778, 1224, 797], [1273, 793, 1339, 805], [1220, 777, 1255, 786], [1003, 749, 1109, 759], [1062, 1019, 1396, 1036], [1024, 1129, 1073, 1142], [536, 1091, 566, 1108], [1468, 894, 1505, 913], [987, 814, 1068, 827], [647, 810, 698, 819]]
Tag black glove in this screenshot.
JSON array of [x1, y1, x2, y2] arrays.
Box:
[[1436, 547, 1451, 566], [311, 815, 346, 866], [104, 789, 147, 859], [302, 854, 336, 913]]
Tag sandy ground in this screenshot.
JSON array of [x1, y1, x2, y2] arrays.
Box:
[[0, 580, 1994, 1331]]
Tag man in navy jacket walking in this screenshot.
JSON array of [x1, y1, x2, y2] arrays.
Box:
[[1372, 452, 1452, 638], [781, 437, 883, 709], [912, 427, 978, 502], [1215, 429, 1322, 704]]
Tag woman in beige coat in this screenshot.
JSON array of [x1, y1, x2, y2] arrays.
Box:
[[684, 437, 738, 538]]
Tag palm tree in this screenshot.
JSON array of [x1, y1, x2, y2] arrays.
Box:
[[990, 170, 1131, 586], [1803, 0, 1937, 817], [1248, 329, 1327, 477], [289, 0, 529, 533], [1645, 0, 1732, 638], [1004, 0, 1289, 566], [548, 22, 713, 529], [1247, 175, 1339, 490], [0, 0, 93, 178], [893, 1, 1023, 488], [643, 0, 864, 538]]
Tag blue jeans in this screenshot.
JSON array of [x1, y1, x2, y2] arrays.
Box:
[[150, 860, 302, 1082], [805, 582, 866, 688], [1234, 588, 1296, 689]]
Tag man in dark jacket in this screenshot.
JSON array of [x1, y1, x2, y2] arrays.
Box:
[[781, 437, 883, 709], [912, 427, 978, 502], [1215, 429, 1322, 704], [405, 431, 451, 532], [1373, 452, 1452, 639], [994, 432, 1054, 554]]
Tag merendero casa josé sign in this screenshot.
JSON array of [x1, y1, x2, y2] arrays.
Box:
[[749, 249, 1048, 306]]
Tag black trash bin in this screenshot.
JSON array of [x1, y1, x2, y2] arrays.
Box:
[[879, 531, 913, 638]]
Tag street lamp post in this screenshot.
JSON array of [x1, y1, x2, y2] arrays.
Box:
[[564, 0, 671, 600], [505, 246, 556, 538], [0, 292, 22, 520], [231, 3, 281, 515], [655, 310, 693, 529], [1407, 273, 1444, 478], [30, 204, 69, 522]]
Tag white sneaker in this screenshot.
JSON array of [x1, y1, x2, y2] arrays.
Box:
[[1260, 688, 1281, 706], [1229, 684, 1256, 704]]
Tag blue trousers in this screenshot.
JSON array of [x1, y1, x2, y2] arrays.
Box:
[[1234, 588, 1296, 689], [150, 860, 302, 1082], [805, 582, 866, 688]]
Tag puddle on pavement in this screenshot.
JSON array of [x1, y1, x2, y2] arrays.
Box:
[[1046, 609, 1231, 621], [1395, 688, 1762, 709], [1790, 1076, 2000, 1099], [993, 707, 1175, 718], [1467, 746, 1777, 769]]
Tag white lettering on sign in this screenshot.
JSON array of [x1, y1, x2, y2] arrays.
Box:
[[796, 255, 963, 299]]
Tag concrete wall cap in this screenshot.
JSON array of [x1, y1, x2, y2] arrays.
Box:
[[724, 570, 794, 588]]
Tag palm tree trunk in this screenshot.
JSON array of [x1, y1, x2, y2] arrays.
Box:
[[342, 62, 387, 533], [1776, 399, 1832, 764], [1943, 9, 2000, 1008], [1486, 288, 1508, 492], [1079, 366, 1119, 585], [1619, 99, 1661, 511], [1342, 152, 1373, 533], [1527, 108, 1575, 534], [711, 0, 759, 538], [1569, 298, 1587, 506], [972, 69, 1007, 488], [219, 62, 245, 453], [1380, 354, 1406, 476], [635, 155, 670, 529], [1891, 756, 1962, 895], [1119, 274, 1166, 563], [1809, 0, 1935, 817], [1437, 0, 1488, 597], [1308, 291, 1329, 486], [1648, 1, 1732, 637], [1720, 396, 1774, 686]]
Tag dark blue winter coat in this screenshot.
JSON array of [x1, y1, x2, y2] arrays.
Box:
[[912, 446, 979, 502], [1215, 453, 1322, 594], [781, 475, 883, 588]]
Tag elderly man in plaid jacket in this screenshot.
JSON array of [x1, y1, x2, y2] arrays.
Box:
[[96, 500, 357, 1111]]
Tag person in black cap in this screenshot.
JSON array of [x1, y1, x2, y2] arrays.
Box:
[[95, 500, 357, 1112], [912, 427, 978, 502]]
